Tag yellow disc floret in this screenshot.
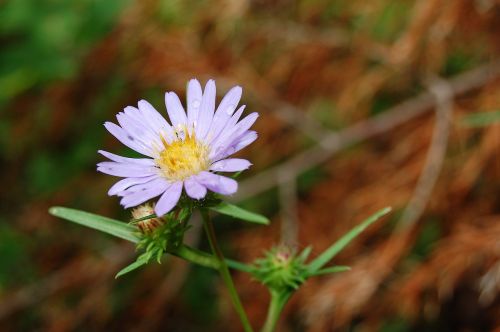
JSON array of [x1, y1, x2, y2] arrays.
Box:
[[156, 130, 210, 181]]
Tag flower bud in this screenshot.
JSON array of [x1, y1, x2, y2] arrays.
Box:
[[131, 203, 164, 234], [252, 245, 310, 292]]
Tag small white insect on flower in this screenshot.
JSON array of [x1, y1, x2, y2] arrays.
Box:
[[97, 79, 258, 216]]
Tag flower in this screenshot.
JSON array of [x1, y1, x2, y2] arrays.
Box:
[[97, 79, 258, 216]]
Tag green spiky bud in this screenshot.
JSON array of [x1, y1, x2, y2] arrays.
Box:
[[252, 245, 312, 292]]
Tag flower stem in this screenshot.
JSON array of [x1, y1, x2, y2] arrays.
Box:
[[261, 290, 291, 332], [201, 209, 253, 332], [172, 245, 254, 273]]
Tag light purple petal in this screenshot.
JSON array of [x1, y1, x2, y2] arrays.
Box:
[[195, 80, 216, 140], [122, 106, 165, 148], [98, 150, 155, 166], [209, 112, 258, 158], [210, 158, 251, 172], [118, 177, 166, 196], [208, 105, 246, 157], [184, 177, 207, 199], [97, 161, 158, 177], [116, 112, 161, 149], [231, 130, 258, 154], [221, 105, 246, 133], [108, 175, 158, 195], [213, 131, 258, 160], [195, 171, 237, 195], [155, 181, 183, 216], [187, 79, 203, 128], [119, 178, 170, 209], [208, 86, 242, 141], [231, 112, 259, 137], [165, 92, 187, 129], [104, 122, 154, 157], [137, 100, 175, 143]]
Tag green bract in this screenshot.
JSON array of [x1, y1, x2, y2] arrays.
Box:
[[252, 246, 310, 291]]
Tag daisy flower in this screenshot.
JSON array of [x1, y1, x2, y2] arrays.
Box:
[[97, 79, 258, 216]]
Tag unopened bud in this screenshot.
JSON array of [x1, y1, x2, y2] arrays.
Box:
[[131, 204, 164, 234]]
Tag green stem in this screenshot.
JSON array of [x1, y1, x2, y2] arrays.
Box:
[[201, 209, 254, 332], [172, 245, 254, 273], [261, 290, 291, 332]]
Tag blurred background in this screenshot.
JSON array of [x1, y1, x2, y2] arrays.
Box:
[[0, 0, 499, 331]]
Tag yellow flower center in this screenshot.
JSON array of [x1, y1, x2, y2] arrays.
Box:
[[156, 131, 210, 181]]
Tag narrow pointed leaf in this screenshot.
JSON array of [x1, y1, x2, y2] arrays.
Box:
[[308, 265, 351, 277], [298, 246, 313, 262], [49, 206, 140, 243], [115, 257, 148, 278], [308, 207, 392, 273], [130, 214, 156, 224], [210, 202, 270, 225]]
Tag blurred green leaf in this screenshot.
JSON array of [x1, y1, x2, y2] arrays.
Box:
[[210, 202, 270, 225], [182, 265, 219, 324], [308, 207, 392, 272], [370, 2, 410, 41], [461, 111, 500, 127], [0, 0, 128, 101], [49, 206, 140, 243], [410, 218, 441, 260], [308, 265, 351, 277], [0, 224, 34, 289]]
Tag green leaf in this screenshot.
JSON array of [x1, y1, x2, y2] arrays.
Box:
[[129, 214, 156, 224], [297, 246, 312, 262], [210, 202, 270, 225], [308, 265, 351, 277], [461, 111, 500, 127], [307, 207, 392, 273], [173, 245, 254, 273], [115, 257, 148, 279], [49, 206, 140, 243]]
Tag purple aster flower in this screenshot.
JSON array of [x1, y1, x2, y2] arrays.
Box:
[[97, 79, 258, 216]]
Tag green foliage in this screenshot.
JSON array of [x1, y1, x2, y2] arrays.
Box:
[[309, 265, 351, 276], [210, 202, 270, 225], [135, 209, 192, 263], [0, 0, 128, 102], [23, 74, 121, 197], [115, 208, 192, 278], [182, 266, 219, 324], [309, 98, 343, 129], [308, 207, 392, 273], [380, 316, 411, 332], [252, 246, 311, 292], [0, 224, 34, 290], [297, 166, 329, 195], [49, 204, 254, 278], [115, 256, 149, 279], [252, 245, 352, 293], [410, 218, 441, 260], [49, 207, 139, 243], [442, 50, 482, 76], [461, 111, 500, 127], [370, 2, 411, 42]]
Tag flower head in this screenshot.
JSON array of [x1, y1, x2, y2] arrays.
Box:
[[98, 79, 258, 216]]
